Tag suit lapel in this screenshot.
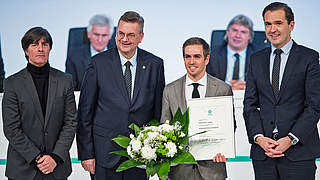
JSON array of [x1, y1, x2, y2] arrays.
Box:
[[220, 46, 228, 81], [176, 76, 187, 113], [44, 68, 57, 129], [278, 42, 299, 100], [205, 75, 218, 97], [260, 48, 276, 101], [110, 49, 131, 106], [22, 69, 45, 126], [132, 48, 145, 104]]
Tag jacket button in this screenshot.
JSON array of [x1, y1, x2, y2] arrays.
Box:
[[44, 132, 48, 136]]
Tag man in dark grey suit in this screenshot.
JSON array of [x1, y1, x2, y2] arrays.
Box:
[[2, 27, 77, 180], [66, 14, 115, 91], [161, 37, 234, 180], [77, 11, 165, 180]]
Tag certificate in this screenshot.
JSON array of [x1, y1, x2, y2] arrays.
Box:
[[187, 96, 235, 160]]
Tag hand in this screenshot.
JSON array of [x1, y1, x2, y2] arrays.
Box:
[[213, 153, 227, 162], [256, 136, 279, 153], [272, 136, 291, 155], [230, 80, 246, 90], [36, 155, 57, 174], [81, 159, 95, 174]]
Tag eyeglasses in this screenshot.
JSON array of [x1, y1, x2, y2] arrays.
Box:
[[117, 31, 138, 41]]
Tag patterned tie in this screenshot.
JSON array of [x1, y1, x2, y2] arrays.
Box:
[[272, 49, 282, 98], [232, 53, 240, 80], [124, 61, 132, 99], [192, 83, 200, 98]]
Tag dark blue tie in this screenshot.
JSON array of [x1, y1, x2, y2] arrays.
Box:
[[124, 61, 132, 99], [232, 53, 240, 80], [272, 49, 282, 98]]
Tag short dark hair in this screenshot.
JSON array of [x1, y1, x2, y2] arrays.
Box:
[[21, 27, 52, 60], [262, 2, 294, 24], [118, 11, 144, 33], [182, 37, 210, 59]]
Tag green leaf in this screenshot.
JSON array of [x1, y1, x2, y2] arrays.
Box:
[[112, 136, 131, 148], [146, 161, 161, 178], [129, 123, 141, 137], [171, 152, 197, 164], [115, 159, 144, 172], [158, 161, 170, 180], [110, 150, 129, 158], [148, 119, 160, 126], [171, 108, 183, 125], [181, 108, 189, 135]]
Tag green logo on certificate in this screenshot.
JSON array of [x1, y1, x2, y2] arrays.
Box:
[[208, 109, 213, 115]]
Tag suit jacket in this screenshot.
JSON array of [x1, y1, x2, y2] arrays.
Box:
[[76, 47, 165, 168], [2, 67, 77, 180], [243, 41, 320, 161], [161, 74, 233, 180], [206, 42, 260, 81], [65, 43, 115, 91]]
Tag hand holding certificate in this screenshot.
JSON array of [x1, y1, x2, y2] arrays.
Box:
[[187, 96, 235, 161]]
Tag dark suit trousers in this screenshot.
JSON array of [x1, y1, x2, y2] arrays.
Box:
[[95, 157, 147, 180], [253, 157, 316, 180], [9, 171, 67, 180]]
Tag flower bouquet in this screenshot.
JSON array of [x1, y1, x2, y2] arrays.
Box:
[[111, 108, 204, 180]]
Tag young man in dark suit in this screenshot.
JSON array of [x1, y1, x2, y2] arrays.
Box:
[[244, 2, 320, 180], [76, 11, 165, 180], [2, 27, 77, 180]]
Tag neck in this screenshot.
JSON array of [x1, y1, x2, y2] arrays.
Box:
[[187, 72, 205, 82]]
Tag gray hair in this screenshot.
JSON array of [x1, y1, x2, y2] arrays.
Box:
[[224, 14, 254, 43], [87, 14, 113, 35]]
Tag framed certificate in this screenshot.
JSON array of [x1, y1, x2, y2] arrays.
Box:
[[187, 96, 235, 160]]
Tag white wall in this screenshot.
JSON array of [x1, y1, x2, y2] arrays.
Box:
[[0, 0, 319, 83]]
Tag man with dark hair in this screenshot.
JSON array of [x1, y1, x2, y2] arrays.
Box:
[[2, 27, 77, 180], [66, 14, 115, 91], [244, 2, 320, 180], [161, 37, 234, 180], [77, 11, 165, 180], [207, 14, 260, 90]]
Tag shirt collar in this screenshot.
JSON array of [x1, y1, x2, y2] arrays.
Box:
[[119, 48, 138, 67], [90, 45, 108, 57], [271, 39, 293, 55], [186, 73, 207, 86], [227, 45, 247, 58]]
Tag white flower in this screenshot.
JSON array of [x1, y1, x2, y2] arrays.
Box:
[[165, 142, 177, 157], [130, 139, 142, 151], [144, 137, 151, 145], [129, 134, 135, 139], [141, 145, 157, 160], [179, 132, 185, 137], [160, 134, 167, 141], [147, 132, 159, 140], [159, 123, 174, 132], [165, 120, 170, 124], [144, 126, 159, 132], [127, 146, 134, 158]]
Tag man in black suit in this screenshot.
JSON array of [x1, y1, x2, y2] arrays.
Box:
[[66, 14, 115, 91], [243, 2, 320, 180], [76, 11, 165, 180], [207, 14, 259, 90], [2, 27, 77, 180]]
